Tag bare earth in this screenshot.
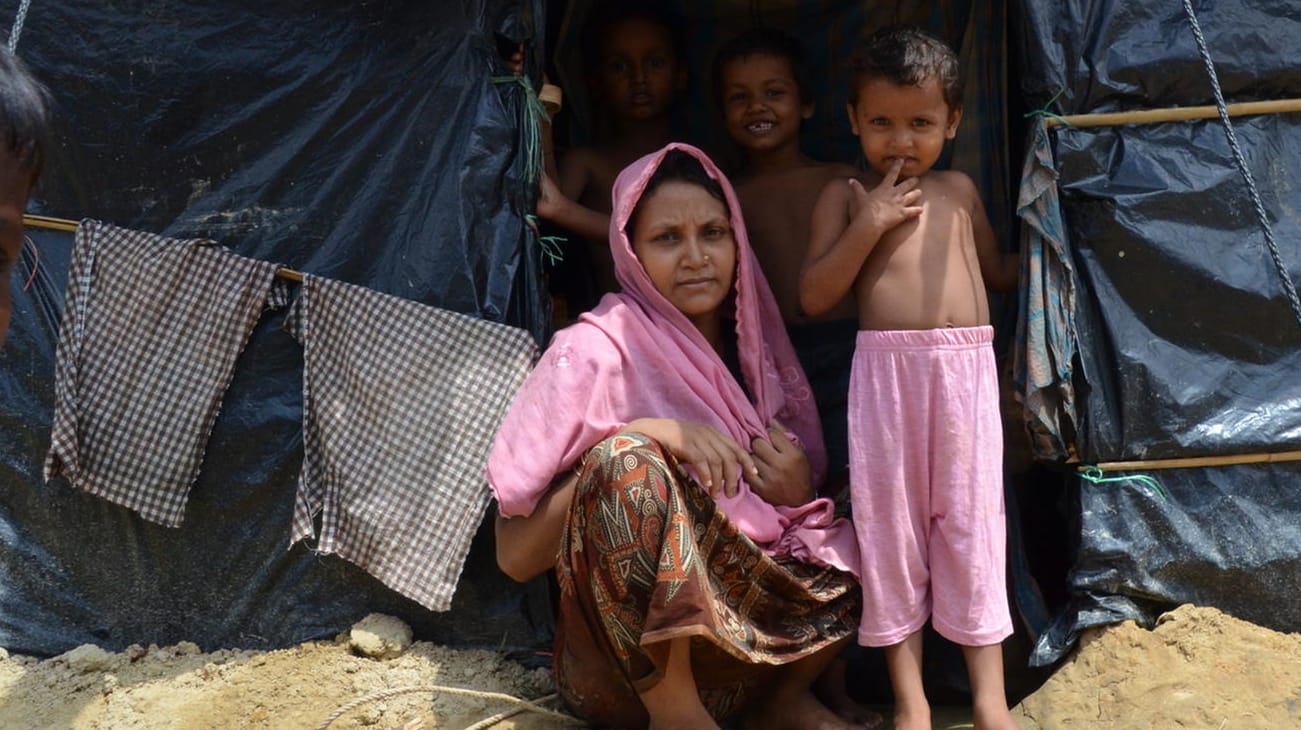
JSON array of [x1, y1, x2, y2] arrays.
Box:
[[2, 604, 1299, 729]]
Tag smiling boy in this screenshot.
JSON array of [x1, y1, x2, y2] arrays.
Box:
[[713, 28, 858, 327], [713, 28, 882, 729], [712, 28, 861, 493]]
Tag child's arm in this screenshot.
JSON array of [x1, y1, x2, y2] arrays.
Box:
[[800, 161, 922, 316], [964, 175, 1018, 291], [537, 149, 611, 241]]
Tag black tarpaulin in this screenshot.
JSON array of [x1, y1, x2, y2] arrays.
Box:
[[1, 0, 553, 657], [1013, 0, 1301, 663]]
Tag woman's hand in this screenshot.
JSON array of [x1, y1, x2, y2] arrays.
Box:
[[624, 418, 757, 499], [748, 420, 814, 507]]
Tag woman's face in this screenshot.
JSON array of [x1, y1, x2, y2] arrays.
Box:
[[629, 180, 737, 330]]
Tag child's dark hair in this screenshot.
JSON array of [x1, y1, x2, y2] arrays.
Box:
[[710, 27, 809, 105], [848, 25, 962, 110], [579, 1, 683, 69], [626, 149, 731, 234], [0, 49, 51, 183]]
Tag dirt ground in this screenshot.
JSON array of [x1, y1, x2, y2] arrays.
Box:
[[2, 604, 1299, 729]]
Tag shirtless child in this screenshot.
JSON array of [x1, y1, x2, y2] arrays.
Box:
[[714, 28, 881, 730], [799, 25, 1018, 730], [538, 2, 686, 302], [712, 28, 859, 493]]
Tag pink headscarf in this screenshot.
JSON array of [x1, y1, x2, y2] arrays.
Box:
[[487, 143, 858, 573]]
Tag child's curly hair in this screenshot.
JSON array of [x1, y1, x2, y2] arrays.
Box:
[[848, 25, 962, 110]]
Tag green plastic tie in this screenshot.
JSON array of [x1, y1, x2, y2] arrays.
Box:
[[525, 214, 566, 266], [496, 75, 563, 264], [491, 74, 548, 188], [1024, 87, 1073, 128], [1079, 465, 1169, 501]]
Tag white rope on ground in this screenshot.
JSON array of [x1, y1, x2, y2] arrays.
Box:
[[315, 685, 585, 730], [460, 705, 528, 730], [7, 0, 31, 52], [1181, 0, 1301, 327]]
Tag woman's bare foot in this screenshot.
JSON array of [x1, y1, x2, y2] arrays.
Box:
[[820, 691, 884, 729], [742, 689, 875, 730], [812, 659, 884, 729]]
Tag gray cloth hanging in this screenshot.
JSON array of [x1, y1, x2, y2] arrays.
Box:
[[45, 219, 289, 526], [284, 274, 537, 611]]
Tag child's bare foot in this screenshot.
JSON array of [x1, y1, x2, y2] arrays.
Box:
[[742, 689, 874, 730], [887, 694, 931, 730], [972, 700, 1020, 730], [891, 705, 931, 730]]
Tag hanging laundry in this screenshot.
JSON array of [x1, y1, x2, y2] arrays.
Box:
[[1012, 118, 1079, 461], [284, 275, 537, 612], [44, 220, 290, 526]]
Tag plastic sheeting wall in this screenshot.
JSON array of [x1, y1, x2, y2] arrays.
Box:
[[1, 0, 554, 657], [1014, 1, 1301, 663]]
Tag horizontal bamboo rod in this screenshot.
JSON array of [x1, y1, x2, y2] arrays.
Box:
[[1083, 449, 1301, 472], [23, 214, 77, 232], [22, 214, 305, 282], [1046, 98, 1301, 129]]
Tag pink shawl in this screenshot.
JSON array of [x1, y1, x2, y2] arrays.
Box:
[[487, 143, 858, 574]]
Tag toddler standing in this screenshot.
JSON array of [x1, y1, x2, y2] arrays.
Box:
[[799, 25, 1019, 730]]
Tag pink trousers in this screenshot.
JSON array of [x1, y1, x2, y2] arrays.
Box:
[[848, 326, 1012, 647]]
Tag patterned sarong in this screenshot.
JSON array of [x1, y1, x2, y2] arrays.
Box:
[[552, 433, 860, 727]]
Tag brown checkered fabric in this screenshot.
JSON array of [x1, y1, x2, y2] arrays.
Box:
[[283, 275, 537, 611], [44, 220, 288, 526]]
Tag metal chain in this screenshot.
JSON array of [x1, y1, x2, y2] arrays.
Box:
[[7, 0, 31, 52], [1182, 0, 1301, 327]]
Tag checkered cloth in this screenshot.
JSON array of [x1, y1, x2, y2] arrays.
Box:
[[284, 275, 537, 611], [45, 220, 289, 526]]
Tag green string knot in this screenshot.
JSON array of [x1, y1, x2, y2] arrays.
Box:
[[1024, 87, 1073, 128], [1078, 465, 1169, 501], [525, 214, 566, 266]]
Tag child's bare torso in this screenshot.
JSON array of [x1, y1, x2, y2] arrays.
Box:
[[736, 161, 859, 325], [571, 147, 625, 215], [851, 170, 990, 330], [568, 144, 647, 294]]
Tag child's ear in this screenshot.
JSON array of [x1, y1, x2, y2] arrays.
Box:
[[945, 107, 963, 140], [846, 103, 860, 136], [801, 100, 815, 121]]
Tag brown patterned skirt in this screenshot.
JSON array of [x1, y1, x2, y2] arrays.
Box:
[[552, 432, 860, 728]]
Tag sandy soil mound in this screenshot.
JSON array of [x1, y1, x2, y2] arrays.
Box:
[[5, 604, 1300, 729], [0, 627, 576, 730], [1014, 604, 1301, 729]]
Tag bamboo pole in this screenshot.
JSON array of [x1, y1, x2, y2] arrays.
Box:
[[1082, 449, 1301, 472], [1045, 98, 1301, 129], [23, 214, 305, 281], [22, 213, 77, 232]]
